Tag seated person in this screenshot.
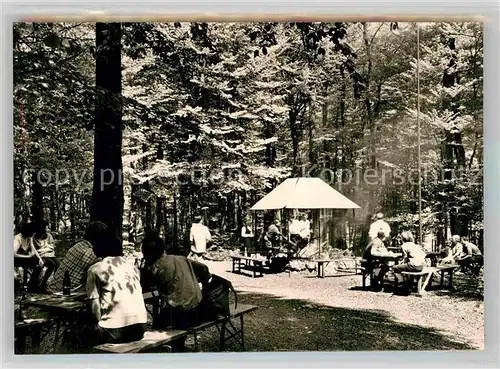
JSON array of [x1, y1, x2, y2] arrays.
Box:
[[33, 220, 60, 288], [459, 237, 483, 271], [263, 221, 282, 256], [439, 235, 466, 265], [393, 231, 427, 293], [141, 234, 205, 331], [361, 231, 389, 289], [85, 234, 147, 345], [14, 222, 43, 289], [46, 221, 107, 293], [463, 238, 482, 257]]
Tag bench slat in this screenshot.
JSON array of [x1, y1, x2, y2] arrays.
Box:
[[94, 329, 188, 354], [401, 267, 437, 276], [94, 304, 258, 353], [188, 304, 258, 332]]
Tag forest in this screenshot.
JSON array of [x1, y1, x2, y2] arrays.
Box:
[[13, 21, 483, 255]]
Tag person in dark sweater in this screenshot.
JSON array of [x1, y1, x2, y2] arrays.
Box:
[[141, 234, 210, 330]]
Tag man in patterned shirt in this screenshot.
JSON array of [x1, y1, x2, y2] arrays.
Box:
[[45, 221, 107, 294]]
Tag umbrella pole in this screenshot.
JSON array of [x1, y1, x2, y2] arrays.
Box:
[[318, 209, 321, 259], [287, 209, 291, 278]]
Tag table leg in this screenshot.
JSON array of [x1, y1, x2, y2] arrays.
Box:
[[194, 333, 199, 352], [252, 262, 256, 278], [240, 315, 245, 351], [219, 321, 227, 351], [52, 319, 62, 351], [32, 327, 42, 354], [14, 334, 26, 354]]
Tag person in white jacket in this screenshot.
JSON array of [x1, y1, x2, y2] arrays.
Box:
[[189, 215, 212, 260], [369, 213, 391, 241]]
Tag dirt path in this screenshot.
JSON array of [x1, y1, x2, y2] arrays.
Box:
[[205, 260, 484, 350]]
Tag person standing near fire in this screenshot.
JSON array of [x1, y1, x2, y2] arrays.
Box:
[[369, 212, 391, 244]]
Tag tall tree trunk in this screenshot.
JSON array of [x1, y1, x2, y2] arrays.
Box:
[[309, 105, 317, 170], [362, 23, 376, 169], [49, 190, 56, 231], [30, 145, 44, 222], [69, 193, 75, 232], [442, 35, 465, 236], [289, 109, 300, 175], [173, 193, 178, 254], [90, 22, 124, 242]]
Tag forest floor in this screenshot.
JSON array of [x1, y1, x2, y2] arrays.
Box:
[[16, 258, 483, 354], [194, 260, 484, 352]]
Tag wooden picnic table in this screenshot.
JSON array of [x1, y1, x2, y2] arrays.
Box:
[[22, 292, 89, 352], [425, 251, 443, 267], [362, 253, 402, 290], [231, 255, 267, 278], [19, 291, 162, 353], [372, 252, 403, 265]]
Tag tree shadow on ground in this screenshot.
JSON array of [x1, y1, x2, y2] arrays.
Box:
[[195, 290, 476, 352], [345, 272, 483, 302], [431, 275, 483, 302]]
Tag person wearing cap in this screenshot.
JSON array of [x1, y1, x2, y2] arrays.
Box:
[[369, 212, 391, 241], [189, 215, 212, 260], [46, 221, 107, 293]]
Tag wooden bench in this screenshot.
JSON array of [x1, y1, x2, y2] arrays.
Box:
[[142, 290, 162, 325], [188, 304, 258, 352], [93, 329, 188, 353], [316, 258, 360, 278], [399, 266, 437, 296], [93, 304, 258, 353], [316, 259, 330, 278], [436, 264, 459, 290], [357, 260, 374, 290], [15, 317, 55, 354], [231, 256, 266, 278]]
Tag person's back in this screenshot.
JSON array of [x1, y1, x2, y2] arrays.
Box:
[[46, 240, 97, 293], [87, 256, 147, 330], [362, 236, 386, 263], [190, 221, 211, 255], [142, 234, 204, 331], [464, 241, 482, 256], [151, 254, 202, 310], [369, 213, 391, 240], [85, 232, 147, 345], [401, 241, 426, 267]]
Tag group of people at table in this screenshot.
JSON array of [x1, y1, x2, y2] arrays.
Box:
[[361, 213, 483, 293], [240, 213, 311, 257], [14, 219, 214, 348]]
